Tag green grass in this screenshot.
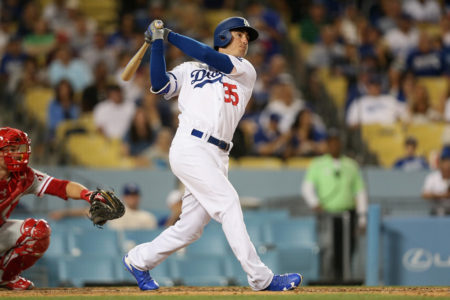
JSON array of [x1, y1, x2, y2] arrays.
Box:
[[2, 295, 450, 300]]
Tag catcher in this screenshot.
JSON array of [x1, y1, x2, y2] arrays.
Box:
[[0, 127, 124, 290]]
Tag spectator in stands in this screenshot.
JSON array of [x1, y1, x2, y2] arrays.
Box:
[[139, 127, 173, 169], [107, 13, 136, 54], [383, 13, 419, 58], [246, 1, 286, 58], [22, 18, 56, 59], [422, 146, 450, 216], [261, 74, 305, 134], [307, 25, 345, 69], [441, 15, 450, 48], [16, 57, 47, 93], [123, 107, 159, 157], [16, 1, 40, 38], [81, 61, 109, 113], [402, 0, 442, 23], [163, 181, 184, 227], [300, 0, 327, 44], [93, 85, 135, 139], [252, 113, 290, 157], [337, 3, 360, 45], [346, 74, 408, 128], [393, 136, 429, 171], [68, 12, 96, 53], [108, 183, 158, 230], [47, 79, 80, 140], [81, 31, 117, 73], [285, 108, 327, 158], [408, 84, 441, 123], [374, 0, 402, 34], [48, 45, 93, 92], [405, 32, 443, 77], [43, 0, 70, 32], [0, 36, 28, 94], [301, 129, 368, 281], [49, 183, 158, 230]]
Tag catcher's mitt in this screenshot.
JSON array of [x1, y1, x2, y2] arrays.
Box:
[[88, 189, 125, 227]]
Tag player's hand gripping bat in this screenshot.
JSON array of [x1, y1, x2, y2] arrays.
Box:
[[120, 20, 164, 81]]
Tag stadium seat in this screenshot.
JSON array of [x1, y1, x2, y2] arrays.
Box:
[[23, 87, 54, 125], [67, 228, 120, 256], [55, 113, 96, 143], [275, 247, 320, 285], [238, 157, 283, 169], [264, 217, 318, 248], [185, 225, 229, 256], [116, 256, 175, 287], [122, 228, 165, 252], [417, 77, 447, 109], [58, 256, 117, 287], [405, 123, 445, 158], [361, 123, 405, 167], [45, 228, 68, 257], [243, 209, 289, 222], [286, 157, 313, 169], [172, 255, 230, 286], [66, 133, 135, 168]]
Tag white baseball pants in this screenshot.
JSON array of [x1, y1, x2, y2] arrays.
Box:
[[127, 128, 273, 290]]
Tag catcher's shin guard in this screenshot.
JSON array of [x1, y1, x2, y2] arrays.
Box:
[[0, 218, 51, 282]]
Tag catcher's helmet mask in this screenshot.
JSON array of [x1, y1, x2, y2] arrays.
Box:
[[214, 17, 259, 50]]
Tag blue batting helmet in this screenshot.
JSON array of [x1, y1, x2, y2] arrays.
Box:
[[213, 17, 259, 50]]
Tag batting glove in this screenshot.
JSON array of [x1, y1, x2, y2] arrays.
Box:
[[145, 20, 171, 43]]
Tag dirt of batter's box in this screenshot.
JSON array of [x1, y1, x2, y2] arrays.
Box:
[[0, 286, 449, 297]]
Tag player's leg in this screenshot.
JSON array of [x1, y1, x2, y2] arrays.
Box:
[[170, 141, 302, 291], [125, 191, 211, 290], [0, 218, 51, 290], [169, 143, 276, 290]]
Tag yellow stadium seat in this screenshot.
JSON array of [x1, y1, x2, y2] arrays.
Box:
[[288, 24, 301, 44], [204, 10, 236, 33], [55, 113, 96, 143], [405, 123, 445, 157], [24, 88, 54, 126], [298, 41, 313, 60], [362, 123, 405, 168], [417, 77, 447, 110], [324, 76, 348, 109], [286, 157, 313, 169], [66, 134, 134, 169], [238, 156, 283, 169]]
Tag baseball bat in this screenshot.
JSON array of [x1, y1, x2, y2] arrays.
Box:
[[120, 20, 164, 82], [120, 42, 150, 81]]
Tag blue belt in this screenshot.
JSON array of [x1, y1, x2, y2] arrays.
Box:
[[191, 129, 230, 152]]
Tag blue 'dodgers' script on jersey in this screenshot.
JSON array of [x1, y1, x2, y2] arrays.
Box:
[[190, 69, 224, 88]]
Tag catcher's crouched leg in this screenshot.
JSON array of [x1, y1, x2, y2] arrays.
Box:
[[0, 218, 51, 284]]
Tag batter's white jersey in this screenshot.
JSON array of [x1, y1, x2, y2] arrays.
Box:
[[160, 55, 256, 142], [130, 53, 274, 291]]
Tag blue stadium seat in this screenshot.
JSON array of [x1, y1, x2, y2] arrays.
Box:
[[116, 256, 175, 287], [58, 256, 117, 287], [185, 225, 229, 256], [243, 209, 290, 223], [172, 255, 230, 286], [275, 247, 320, 285], [52, 217, 93, 230], [122, 228, 165, 252], [67, 228, 120, 256], [264, 217, 318, 248], [45, 228, 68, 257]]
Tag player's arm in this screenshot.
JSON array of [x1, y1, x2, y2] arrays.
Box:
[[166, 31, 234, 74], [44, 178, 96, 203]]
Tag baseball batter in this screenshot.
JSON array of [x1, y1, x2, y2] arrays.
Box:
[[124, 17, 302, 291], [0, 127, 108, 290]]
